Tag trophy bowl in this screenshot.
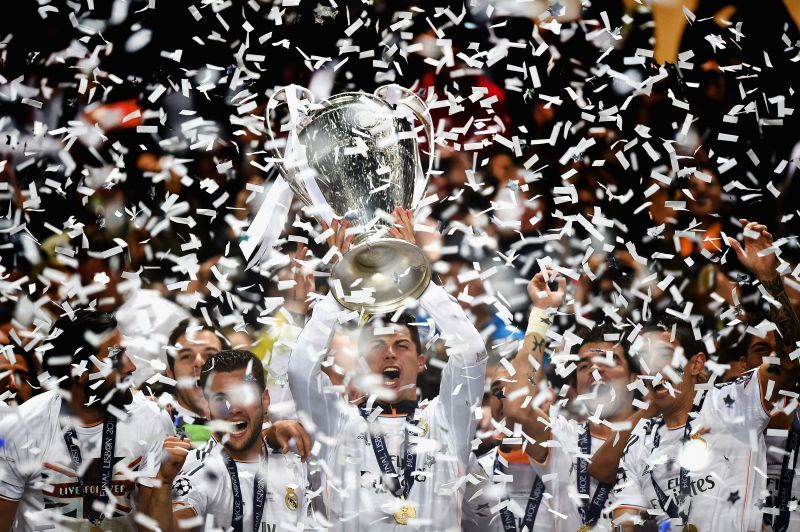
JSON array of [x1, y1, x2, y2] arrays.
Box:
[[266, 85, 434, 314]]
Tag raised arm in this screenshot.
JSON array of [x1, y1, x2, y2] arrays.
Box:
[[729, 219, 800, 406], [498, 270, 566, 463], [420, 281, 487, 461], [287, 291, 347, 443]]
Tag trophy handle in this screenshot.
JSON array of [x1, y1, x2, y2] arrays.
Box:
[[373, 84, 435, 182], [265, 85, 315, 183]]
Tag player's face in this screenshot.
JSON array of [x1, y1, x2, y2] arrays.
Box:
[[745, 332, 776, 370], [206, 368, 267, 453], [575, 342, 634, 415], [171, 330, 221, 414], [363, 325, 423, 402], [0, 352, 32, 403], [638, 331, 694, 414], [92, 329, 136, 408]]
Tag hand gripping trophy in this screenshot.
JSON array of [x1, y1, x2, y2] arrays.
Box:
[[263, 84, 435, 314]]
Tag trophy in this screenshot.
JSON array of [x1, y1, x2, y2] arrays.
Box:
[[266, 85, 434, 314]]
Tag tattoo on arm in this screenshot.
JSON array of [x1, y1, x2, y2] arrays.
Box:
[[762, 275, 800, 367], [531, 337, 546, 355]]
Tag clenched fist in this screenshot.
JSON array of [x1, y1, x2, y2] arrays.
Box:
[[157, 436, 193, 484]]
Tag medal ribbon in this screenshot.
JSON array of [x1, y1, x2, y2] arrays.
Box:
[[577, 422, 613, 528], [493, 452, 545, 532], [648, 392, 707, 526], [773, 412, 800, 532], [220, 449, 267, 532], [359, 407, 418, 499], [62, 412, 117, 525]]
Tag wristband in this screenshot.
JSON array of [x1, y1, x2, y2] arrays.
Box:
[[526, 306, 551, 338]]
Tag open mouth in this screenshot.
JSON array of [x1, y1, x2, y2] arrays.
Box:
[[382, 366, 401, 387], [652, 382, 671, 396], [230, 420, 248, 437]]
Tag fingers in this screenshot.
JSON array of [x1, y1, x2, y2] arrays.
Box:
[[556, 275, 567, 294], [296, 426, 312, 462], [728, 237, 746, 264]]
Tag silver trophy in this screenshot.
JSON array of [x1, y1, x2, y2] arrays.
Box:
[[266, 85, 434, 314]]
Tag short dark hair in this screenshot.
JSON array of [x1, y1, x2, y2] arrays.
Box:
[[358, 313, 423, 356], [199, 350, 265, 393], [43, 308, 117, 389], [642, 318, 706, 358], [167, 319, 218, 372], [4, 341, 41, 392], [575, 322, 641, 375]]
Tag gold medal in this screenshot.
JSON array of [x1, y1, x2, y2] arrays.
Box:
[[393, 501, 416, 525], [682, 525, 698, 532], [89, 525, 104, 532], [577, 525, 593, 532], [285, 487, 299, 511]]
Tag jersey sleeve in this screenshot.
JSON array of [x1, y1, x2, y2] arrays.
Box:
[[612, 428, 648, 510], [137, 407, 175, 485], [172, 457, 214, 515], [422, 283, 488, 463], [706, 371, 771, 431], [287, 293, 349, 447], [0, 412, 30, 500]]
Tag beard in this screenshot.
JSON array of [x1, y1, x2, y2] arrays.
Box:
[[222, 411, 263, 453], [92, 377, 135, 409]]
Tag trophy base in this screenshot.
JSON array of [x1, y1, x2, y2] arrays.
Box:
[[330, 238, 432, 314]]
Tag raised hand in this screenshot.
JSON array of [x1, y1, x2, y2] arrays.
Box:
[[156, 436, 192, 484], [263, 420, 312, 462], [527, 269, 567, 310], [322, 218, 355, 262], [728, 218, 777, 282], [389, 207, 417, 246]]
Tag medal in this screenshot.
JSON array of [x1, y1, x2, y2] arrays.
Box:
[[394, 501, 416, 525], [682, 525, 698, 532], [577, 525, 593, 532], [89, 526, 104, 532]]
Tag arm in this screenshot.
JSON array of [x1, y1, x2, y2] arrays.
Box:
[[729, 219, 800, 406], [137, 436, 192, 532], [588, 408, 653, 484], [287, 292, 348, 443], [0, 497, 18, 532], [499, 271, 566, 463], [421, 281, 487, 461]]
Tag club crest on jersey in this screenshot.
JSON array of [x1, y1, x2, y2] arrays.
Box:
[[285, 486, 299, 511]]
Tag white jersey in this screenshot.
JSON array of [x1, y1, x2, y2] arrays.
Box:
[[462, 446, 553, 531], [764, 422, 800, 530], [530, 413, 615, 531], [173, 442, 313, 531], [614, 371, 771, 532], [288, 283, 487, 531], [0, 390, 173, 531]]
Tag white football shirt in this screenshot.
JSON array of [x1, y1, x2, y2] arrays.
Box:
[[173, 443, 313, 532], [462, 446, 554, 531], [614, 371, 772, 532], [0, 390, 173, 531], [289, 283, 488, 531], [530, 412, 615, 531]]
